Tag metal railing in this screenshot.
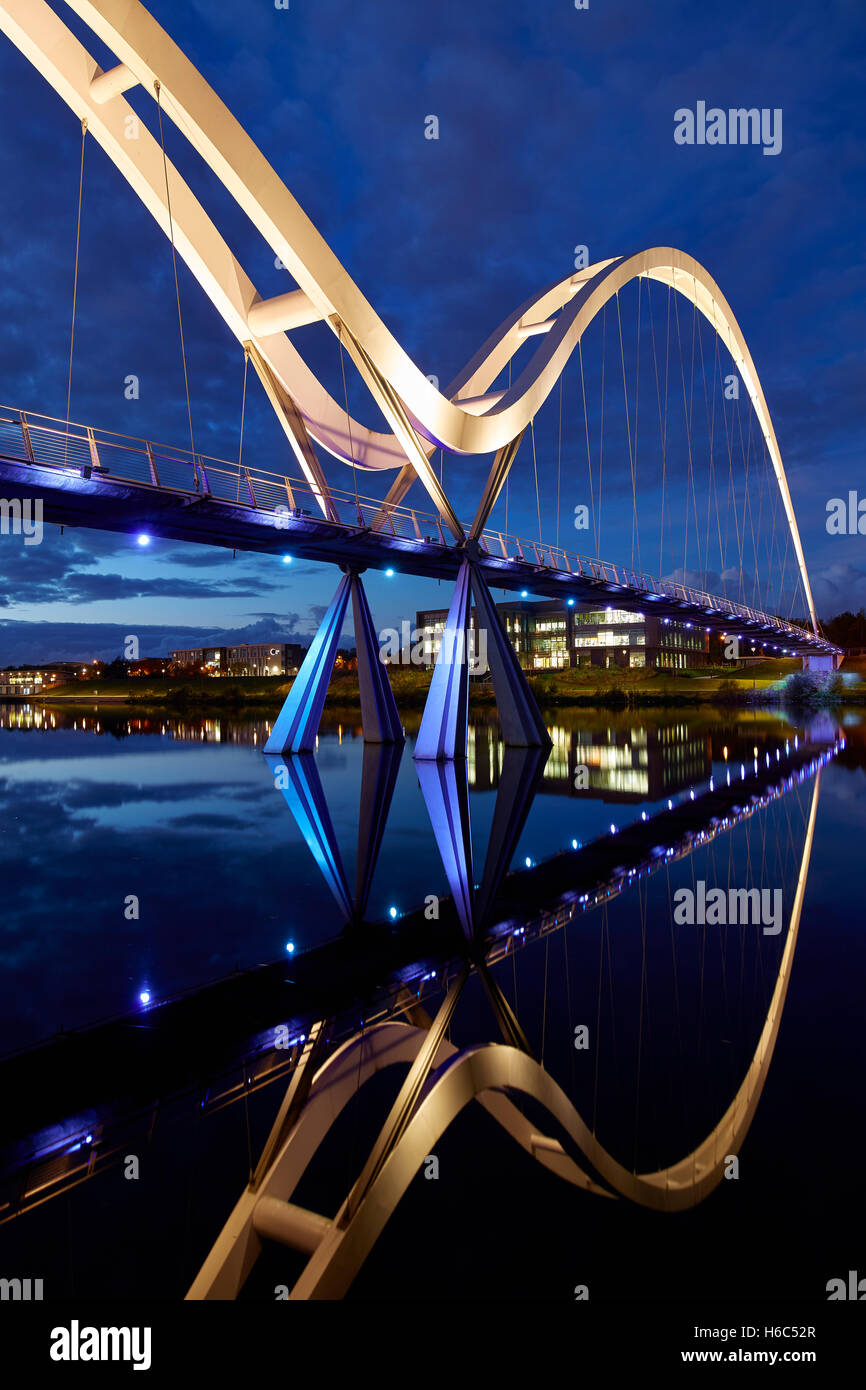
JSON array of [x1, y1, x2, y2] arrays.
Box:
[[0, 404, 834, 650], [473, 526, 825, 646]]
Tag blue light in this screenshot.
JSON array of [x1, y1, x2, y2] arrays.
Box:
[[521, 590, 528, 598], [282, 555, 292, 564], [285, 940, 295, 953], [610, 823, 617, 834], [136, 533, 150, 547], [571, 838, 579, 849], [524, 856, 532, 867], [139, 989, 151, 1006], [389, 905, 398, 919], [385, 568, 395, 577], [567, 598, 575, 607]]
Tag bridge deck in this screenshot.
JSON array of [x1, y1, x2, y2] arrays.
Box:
[[0, 737, 836, 1221], [0, 406, 838, 657]]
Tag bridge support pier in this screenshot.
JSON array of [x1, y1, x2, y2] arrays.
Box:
[[801, 652, 841, 672], [264, 570, 403, 754], [414, 556, 551, 762]]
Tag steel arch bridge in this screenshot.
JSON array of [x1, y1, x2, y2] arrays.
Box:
[[186, 757, 825, 1301], [0, 0, 847, 1306], [0, 0, 842, 765]]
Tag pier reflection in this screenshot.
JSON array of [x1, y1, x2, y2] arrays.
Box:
[[471, 718, 710, 800], [188, 722, 840, 1298], [0, 699, 853, 1305]]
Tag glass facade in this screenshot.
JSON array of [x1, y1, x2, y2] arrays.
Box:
[[416, 599, 709, 671]]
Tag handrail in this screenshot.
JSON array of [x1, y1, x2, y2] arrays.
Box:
[[0, 404, 837, 651]]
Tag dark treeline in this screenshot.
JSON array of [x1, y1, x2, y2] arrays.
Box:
[[824, 610, 866, 648]]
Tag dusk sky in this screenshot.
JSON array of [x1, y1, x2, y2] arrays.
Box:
[[0, 0, 863, 663]]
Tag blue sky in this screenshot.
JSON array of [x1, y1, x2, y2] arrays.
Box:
[[0, 0, 863, 662]]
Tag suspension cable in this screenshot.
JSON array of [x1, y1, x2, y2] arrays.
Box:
[[555, 368, 563, 553], [236, 347, 249, 503], [155, 82, 196, 464], [615, 286, 641, 573], [337, 324, 359, 513], [578, 336, 596, 556], [65, 118, 87, 464], [598, 303, 606, 556], [505, 357, 511, 536], [530, 415, 543, 543]]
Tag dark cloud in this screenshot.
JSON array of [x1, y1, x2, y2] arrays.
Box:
[[0, 0, 861, 640], [0, 614, 310, 664]]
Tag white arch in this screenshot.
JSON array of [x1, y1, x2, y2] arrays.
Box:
[[189, 769, 820, 1299], [293, 767, 821, 1298], [0, 0, 819, 628]]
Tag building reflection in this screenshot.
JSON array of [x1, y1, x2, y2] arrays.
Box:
[[188, 741, 836, 1300], [0, 707, 843, 1302], [468, 719, 710, 801]]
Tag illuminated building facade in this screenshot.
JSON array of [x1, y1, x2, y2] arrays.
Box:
[[416, 599, 710, 671], [0, 665, 75, 696], [169, 643, 306, 676], [468, 720, 711, 802]]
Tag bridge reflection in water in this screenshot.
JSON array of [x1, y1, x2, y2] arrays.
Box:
[[0, 703, 842, 1296], [471, 719, 710, 801], [183, 716, 839, 1300], [0, 707, 841, 1278]]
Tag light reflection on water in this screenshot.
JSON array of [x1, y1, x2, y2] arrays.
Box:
[[0, 701, 863, 1056], [1, 701, 865, 1303]]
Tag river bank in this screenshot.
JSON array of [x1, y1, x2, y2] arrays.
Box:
[[21, 657, 865, 713]]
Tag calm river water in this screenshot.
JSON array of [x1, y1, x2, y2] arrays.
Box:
[[1, 700, 863, 1302]]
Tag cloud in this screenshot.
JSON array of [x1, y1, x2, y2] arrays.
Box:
[[0, 614, 310, 664], [0, 0, 861, 642], [810, 564, 866, 619]]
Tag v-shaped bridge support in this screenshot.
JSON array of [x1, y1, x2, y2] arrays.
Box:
[[414, 555, 551, 763], [265, 570, 403, 754]]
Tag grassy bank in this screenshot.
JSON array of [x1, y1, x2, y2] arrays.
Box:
[[26, 656, 865, 713]]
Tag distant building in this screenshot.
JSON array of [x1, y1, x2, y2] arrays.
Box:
[[415, 598, 710, 671], [169, 642, 306, 676], [127, 657, 171, 677], [0, 664, 76, 696], [468, 721, 711, 802]]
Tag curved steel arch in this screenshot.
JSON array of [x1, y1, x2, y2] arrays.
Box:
[[189, 769, 820, 1299], [1, 0, 819, 628], [294, 767, 820, 1299], [186, 1017, 611, 1301]]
